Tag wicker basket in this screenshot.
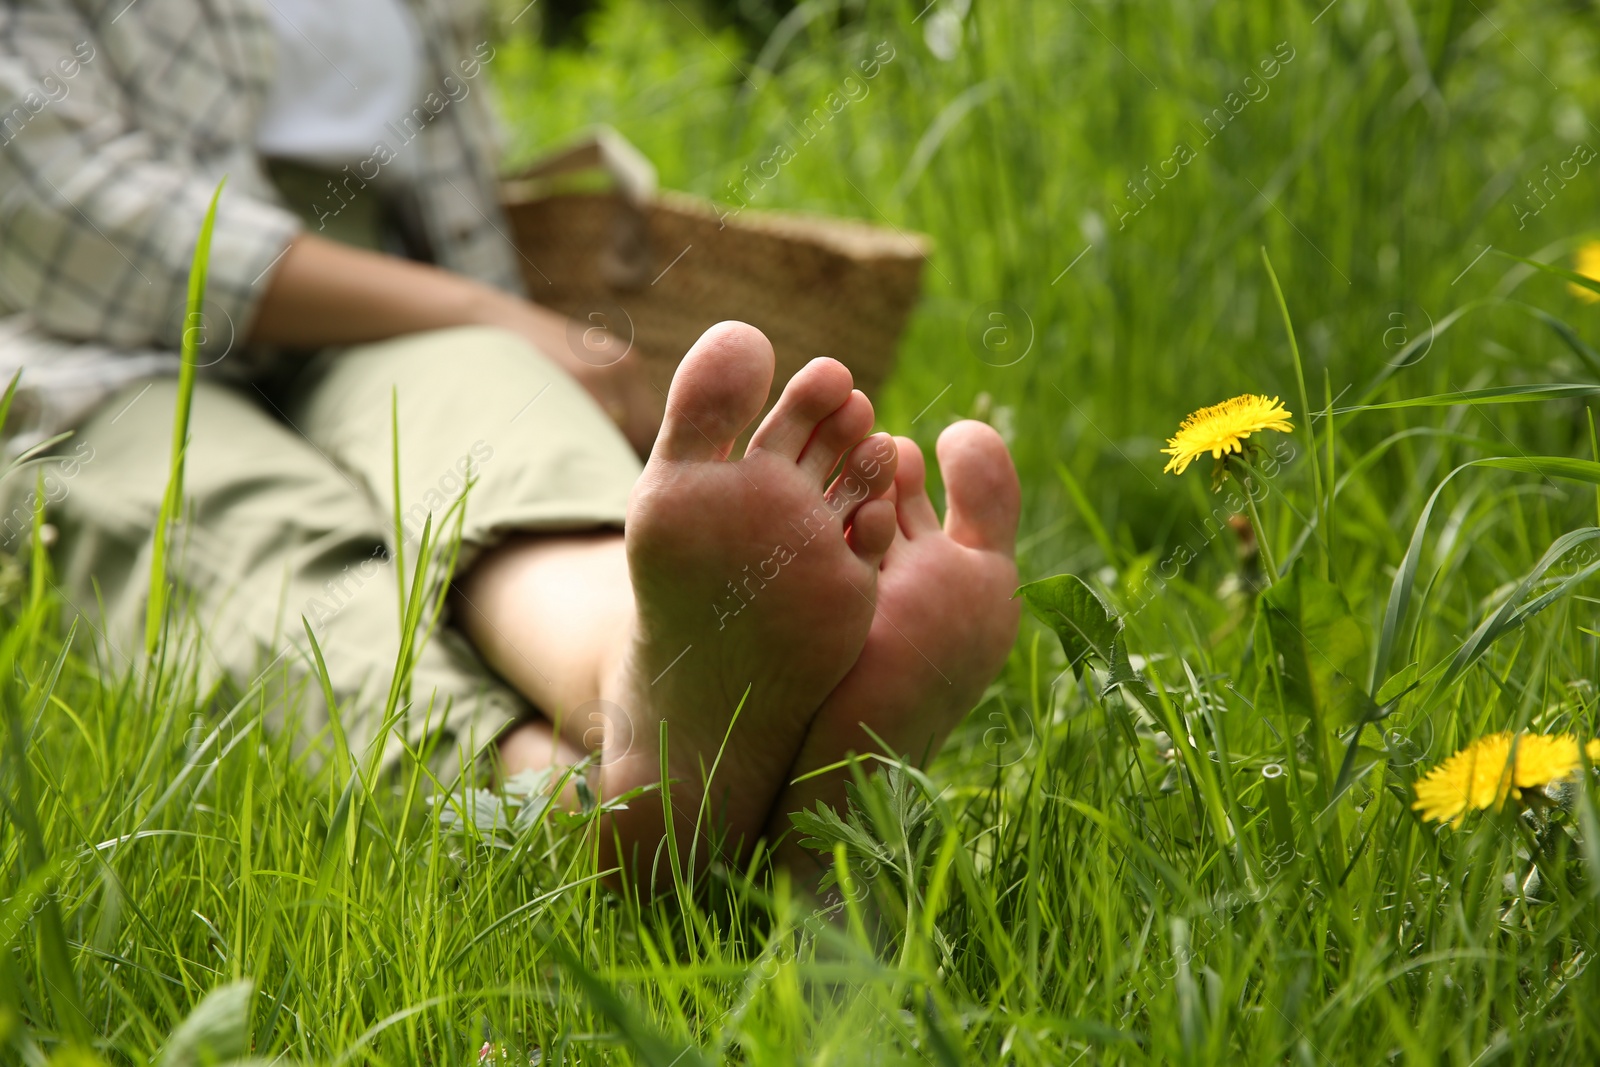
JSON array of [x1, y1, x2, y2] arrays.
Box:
[[500, 129, 930, 418]]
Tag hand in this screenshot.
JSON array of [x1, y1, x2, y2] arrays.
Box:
[[472, 295, 664, 458], [250, 234, 665, 455]]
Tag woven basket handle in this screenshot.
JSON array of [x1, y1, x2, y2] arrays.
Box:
[[518, 125, 658, 204], [518, 126, 657, 288]]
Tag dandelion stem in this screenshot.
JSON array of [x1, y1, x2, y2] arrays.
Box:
[[1238, 464, 1278, 585]]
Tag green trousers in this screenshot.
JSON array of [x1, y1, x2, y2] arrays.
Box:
[[9, 326, 641, 772]]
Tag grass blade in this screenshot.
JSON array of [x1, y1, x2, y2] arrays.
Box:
[[145, 179, 226, 657], [1335, 383, 1600, 415]]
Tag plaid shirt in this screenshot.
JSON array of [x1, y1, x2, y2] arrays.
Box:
[[0, 0, 523, 453]]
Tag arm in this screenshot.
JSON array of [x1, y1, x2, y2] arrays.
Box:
[[249, 232, 603, 367], [0, 7, 297, 349], [250, 233, 653, 452], [0, 8, 655, 449]]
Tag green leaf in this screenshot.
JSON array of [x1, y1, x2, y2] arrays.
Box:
[[0, 625, 86, 1040], [791, 799, 892, 867], [0, 370, 21, 441], [316, 769, 361, 889], [1475, 455, 1600, 483], [1507, 300, 1600, 378], [1374, 457, 1600, 688], [913, 989, 966, 1067], [548, 941, 707, 1067], [1334, 383, 1600, 415], [1419, 527, 1600, 705], [146, 179, 227, 656], [158, 980, 253, 1067], [1374, 662, 1418, 705], [1106, 635, 1156, 702], [1017, 574, 1119, 678], [1256, 561, 1376, 730], [1497, 249, 1600, 299]]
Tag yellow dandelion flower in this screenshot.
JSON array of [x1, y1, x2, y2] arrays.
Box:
[[1412, 732, 1600, 826], [1160, 394, 1294, 475], [1571, 241, 1600, 304]]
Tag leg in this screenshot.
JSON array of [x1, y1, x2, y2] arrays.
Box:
[[27, 378, 519, 767], [451, 531, 631, 761], [292, 320, 901, 893], [287, 325, 643, 765], [765, 422, 1022, 881], [426, 322, 900, 884]]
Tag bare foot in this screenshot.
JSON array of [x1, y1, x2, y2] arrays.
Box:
[[597, 322, 900, 885], [764, 421, 1021, 879]]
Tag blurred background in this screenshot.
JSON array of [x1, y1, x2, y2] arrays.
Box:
[[487, 0, 1600, 600]]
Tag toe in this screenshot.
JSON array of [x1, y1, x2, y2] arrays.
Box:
[[797, 390, 874, 484], [889, 435, 941, 537], [937, 420, 1020, 554], [653, 322, 774, 462], [847, 498, 897, 562], [745, 357, 855, 461], [825, 432, 898, 514]]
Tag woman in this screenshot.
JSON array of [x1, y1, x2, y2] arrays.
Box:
[[0, 0, 1022, 889]]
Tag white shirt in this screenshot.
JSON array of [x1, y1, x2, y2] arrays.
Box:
[[255, 0, 424, 172]]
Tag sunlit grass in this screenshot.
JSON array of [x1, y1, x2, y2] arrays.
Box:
[[5, 0, 1600, 1062]]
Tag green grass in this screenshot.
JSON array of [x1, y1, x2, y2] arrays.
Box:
[[7, 0, 1600, 1062]]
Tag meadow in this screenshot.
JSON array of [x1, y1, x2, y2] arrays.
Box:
[[6, 0, 1600, 1062]]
